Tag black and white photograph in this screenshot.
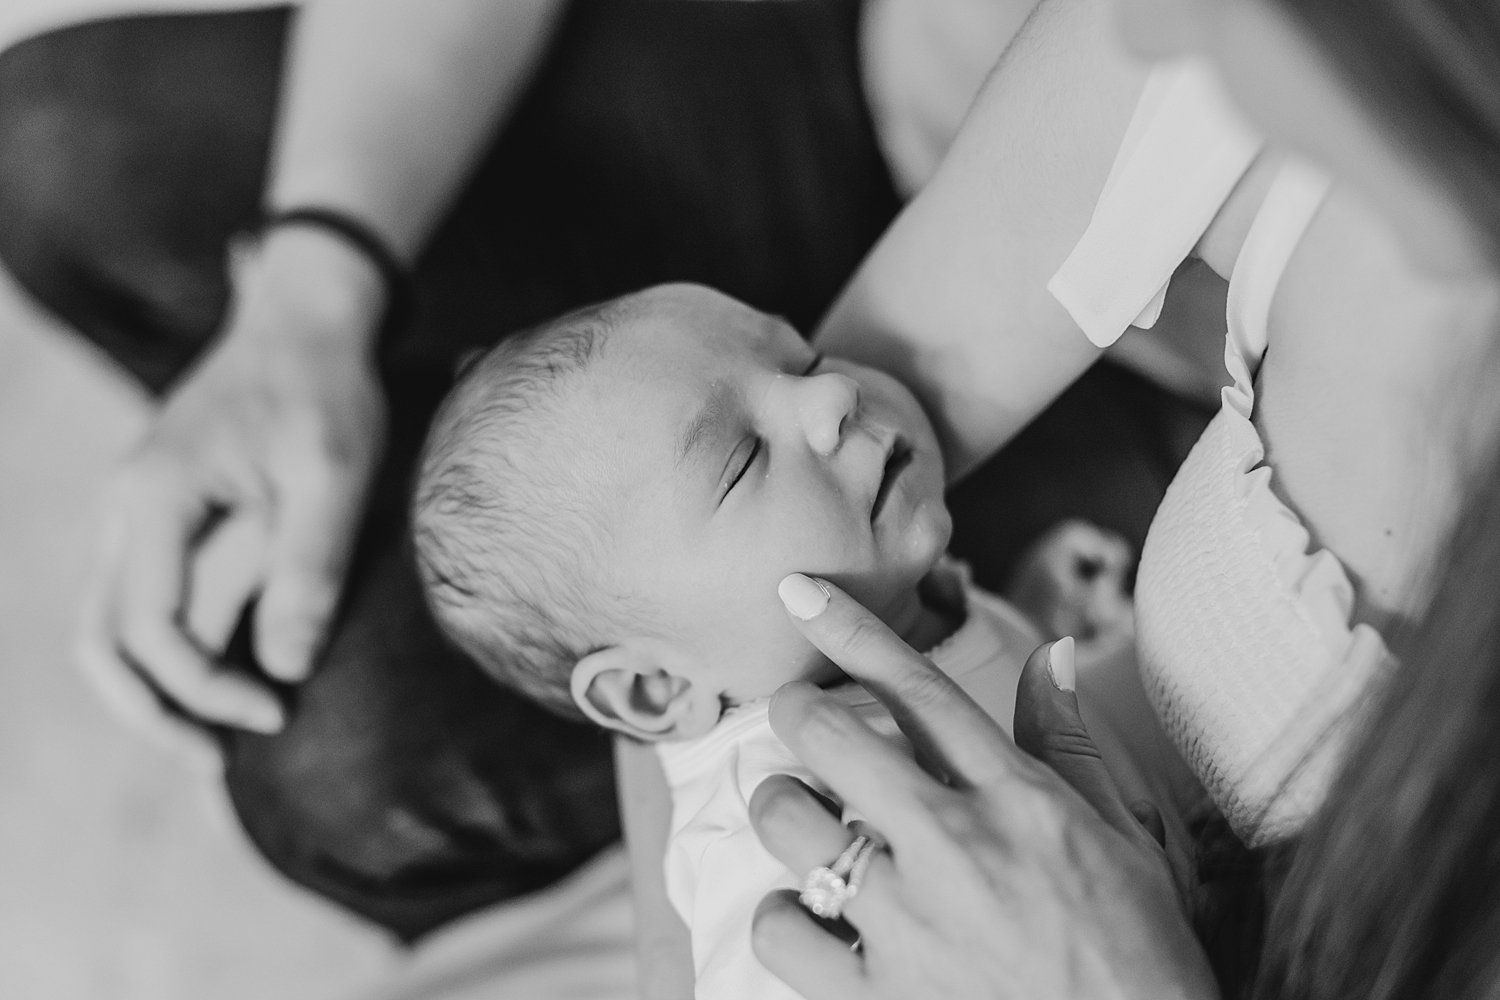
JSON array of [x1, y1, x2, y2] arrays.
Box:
[[2, 0, 1497, 997]]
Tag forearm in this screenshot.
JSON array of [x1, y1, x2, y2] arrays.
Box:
[[268, 0, 567, 264], [814, 0, 1148, 482]]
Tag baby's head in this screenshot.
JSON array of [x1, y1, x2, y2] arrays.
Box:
[[413, 284, 951, 740]]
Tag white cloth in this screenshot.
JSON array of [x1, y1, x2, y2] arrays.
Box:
[[656, 564, 1040, 1000], [350, 846, 636, 1000], [1050, 60, 1260, 405], [1049, 59, 1392, 845], [1049, 61, 1261, 348]]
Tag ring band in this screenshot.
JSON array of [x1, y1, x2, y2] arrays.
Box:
[[799, 833, 881, 920]]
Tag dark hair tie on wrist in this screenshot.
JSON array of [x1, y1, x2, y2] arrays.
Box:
[[255, 206, 413, 332]]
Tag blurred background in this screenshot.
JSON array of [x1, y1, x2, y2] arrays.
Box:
[[0, 3, 401, 980]]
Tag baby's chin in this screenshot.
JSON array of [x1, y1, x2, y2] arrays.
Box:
[[837, 558, 942, 628]]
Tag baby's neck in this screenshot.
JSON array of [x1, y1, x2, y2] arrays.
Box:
[[894, 570, 965, 655], [902, 602, 960, 655]]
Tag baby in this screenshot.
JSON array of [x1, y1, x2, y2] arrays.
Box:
[[412, 283, 1140, 1000]]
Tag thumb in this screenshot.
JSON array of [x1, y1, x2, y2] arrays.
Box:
[[1014, 637, 1151, 843]]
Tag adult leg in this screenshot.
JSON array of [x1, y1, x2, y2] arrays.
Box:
[[0, 0, 901, 939]]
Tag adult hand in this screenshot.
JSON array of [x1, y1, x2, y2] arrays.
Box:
[[77, 227, 389, 762], [748, 574, 1218, 1000]]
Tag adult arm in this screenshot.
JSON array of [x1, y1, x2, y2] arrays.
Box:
[[268, 0, 565, 259], [813, 0, 1150, 481], [749, 576, 1218, 999], [77, 0, 569, 756]]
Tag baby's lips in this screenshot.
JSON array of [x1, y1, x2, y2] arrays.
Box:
[[869, 432, 911, 522]]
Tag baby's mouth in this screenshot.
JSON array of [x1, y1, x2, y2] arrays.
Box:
[[871, 438, 913, 523]]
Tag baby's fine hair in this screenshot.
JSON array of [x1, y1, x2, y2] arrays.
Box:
[[412, 295, 645, 720]]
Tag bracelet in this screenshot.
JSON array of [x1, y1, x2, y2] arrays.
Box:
[[254, 206, 413, 331]]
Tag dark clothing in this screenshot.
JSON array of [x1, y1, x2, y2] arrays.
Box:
[[0, 0, 1206, 942]]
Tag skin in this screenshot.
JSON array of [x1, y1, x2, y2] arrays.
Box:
[[752, 586, 1217, 1000], [1124, 0, 1500, 627], [78, 226, 388, 752], [812, 0, 1500, 632], [557, 284, 954, 736], [1118, 0, 1492, 279], [76, 0, 569, 760], [747, 0, 1500, 995]]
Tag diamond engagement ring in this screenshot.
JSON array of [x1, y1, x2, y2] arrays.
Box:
[[799, 833, 881, 920]]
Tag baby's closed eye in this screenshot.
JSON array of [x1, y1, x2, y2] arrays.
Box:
[[721, 437, 763, 500]]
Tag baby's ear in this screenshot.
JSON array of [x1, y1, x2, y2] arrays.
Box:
[[571, 644, 721, 742]]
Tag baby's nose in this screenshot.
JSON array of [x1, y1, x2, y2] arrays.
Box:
[[798, 372, 861, 454]]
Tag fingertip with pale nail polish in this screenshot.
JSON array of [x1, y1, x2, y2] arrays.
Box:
[[778, 573, 831, 620], [1047, 635, 1076, 692]]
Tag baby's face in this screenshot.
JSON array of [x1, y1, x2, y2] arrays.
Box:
[[570, 285, 951, 701]]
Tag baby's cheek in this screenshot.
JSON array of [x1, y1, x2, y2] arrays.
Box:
[[764, 531, 863, 588], [776, 631, 843, 688], [730, 626, 837, 700]]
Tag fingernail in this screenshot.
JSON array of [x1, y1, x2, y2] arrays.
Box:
[[246, 700, 285, 734], [279, 653, 313, 683], [779, 574, 831, 620], [1047, 636, 1076, 692], [263, 637, 313, 683]]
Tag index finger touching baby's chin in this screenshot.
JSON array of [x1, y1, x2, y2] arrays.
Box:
[[778, 575, 933, 694]]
